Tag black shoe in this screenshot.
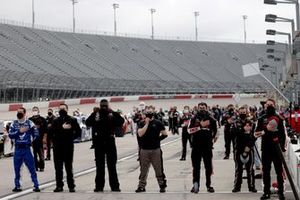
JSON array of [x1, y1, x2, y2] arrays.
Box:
[[232, 188, 240, 193], [90, 145, 94, 149], [33, 187, 40, 192], [179, 157, 186, 161], [111, 188, 121, 192], [278, 193, 285, 200], [223, 156, 229, 160], [12, 187, 22, 192], [255, 174, 262, 179], [39, 169, 44, 172], [249, 187, 257, 193], [94, 188, 103, 192], [207, 187, 215, 193], [260, 193, 271, 200], [53, 187, 63, 192], [69, 188, 75, 193], [190, 182, 199, 193], [135, 187, 146, 193], [160, 187, 166, 193]]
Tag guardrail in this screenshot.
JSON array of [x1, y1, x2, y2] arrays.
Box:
[[0, 93, 267, 112]]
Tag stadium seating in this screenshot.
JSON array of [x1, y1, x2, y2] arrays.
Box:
[[0, 23, 284, 102]]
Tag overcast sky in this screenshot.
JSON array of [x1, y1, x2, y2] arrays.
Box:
[[0, 0, 295, 43]]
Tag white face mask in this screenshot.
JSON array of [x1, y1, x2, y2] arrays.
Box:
[[183, 109, 189, 114], [32, 111, 39, 116]]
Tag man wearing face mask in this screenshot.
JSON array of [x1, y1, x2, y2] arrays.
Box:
[[45, 109, 56, 160], [221, 104, 236, 159], [51, 104, 81, 193], [188, 102, 218, 193], [255, 99, 286, 200], [86, 99, 124, 192], [232, 108, 257, 193], [9, 107, 40, 192], [29, 106, 47, 172], [179, 106, 192, 161], [135, 106, 168, 193]]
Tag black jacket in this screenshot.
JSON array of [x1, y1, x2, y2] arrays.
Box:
[[52, 115, 81, 147], [255, 113, 286, 152], [189, 111, 217, 149], [233, 118, 256, 154], [86, 110, 124, 141]]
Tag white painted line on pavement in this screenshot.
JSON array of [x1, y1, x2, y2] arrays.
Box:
[[0, 137, 180, 200]]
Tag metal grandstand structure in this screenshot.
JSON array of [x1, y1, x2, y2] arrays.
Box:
[[0, 21, 287, 103]]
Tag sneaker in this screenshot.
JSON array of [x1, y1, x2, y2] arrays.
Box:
[[190, 182, 199, 193], [69, 188, 75, 193], [249, 187, 257, 193], [33, 187, 40, 192], [160, 187, 166, 193], [53, 187, 63, 192], [111, 188, 121, 192], [260, 193, 271, 200], [94, 188, 103, 192], [135, 187, 146, 193], [207, 187, 215, 193], [232, 188, 240, 193], [12, 187, 22, 192], [278, 193, 285, 200]]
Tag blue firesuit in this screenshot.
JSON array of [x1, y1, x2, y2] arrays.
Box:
[[9, 119, 39, 188]]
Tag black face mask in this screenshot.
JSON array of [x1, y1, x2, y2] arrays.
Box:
[[145, 113, 154, 119], [199, 110, 206, 115], [239, 114, 247, 120], [59, 109, 67, 117], [266, 106, 276, 116], [48, 112, 53, 116], [17, 112, 24, 119]]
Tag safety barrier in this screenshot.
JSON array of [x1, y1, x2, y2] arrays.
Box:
[[288, 142, 300, 193], [0, 93, 267, 112]]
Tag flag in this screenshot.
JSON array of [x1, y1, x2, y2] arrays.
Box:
[[242, 62, 260, 77]]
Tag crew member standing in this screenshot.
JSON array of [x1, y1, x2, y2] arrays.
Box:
[[188, 102, 218, 193], [232, 108, 257, 193], [179, 106, 192, 161], [86, 99, 124, 192], [221, 104, 236, 159], [45, 108, 56, 160], [51, 103, 81, 193], [255, 99, 286, 200], [29, 106, 47, 171], [135, 106, 168, 193], [9, 107, 40, 192]]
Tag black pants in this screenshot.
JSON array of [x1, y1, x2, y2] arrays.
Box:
[[262, 150, 284, 194], [53, 145, 75, 189], [224, 131, 235, 157], [46, 137, 51, 159], [94, 138, 119, 190], [233, 151, 255, 189], [191, 148, 213, 188], [33, 141, 45, 170], [181, 127, 191, 159]]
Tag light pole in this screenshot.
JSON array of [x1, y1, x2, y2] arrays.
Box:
[[265, 14, 295, 39], [150, 8, 156, 39], [266, 29, 292, 53], [71, 0, 78, 33], [32, 0, 35, 28], [194, 11, 199, 41], [243, 15, 247, 43], [113, 3, 119, 36], [264, 0, 300, 30]]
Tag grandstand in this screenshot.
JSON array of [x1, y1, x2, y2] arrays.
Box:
[[0, 23, 284, 103]]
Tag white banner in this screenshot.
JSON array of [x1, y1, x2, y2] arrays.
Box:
[[242, 62, 260, 77]]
